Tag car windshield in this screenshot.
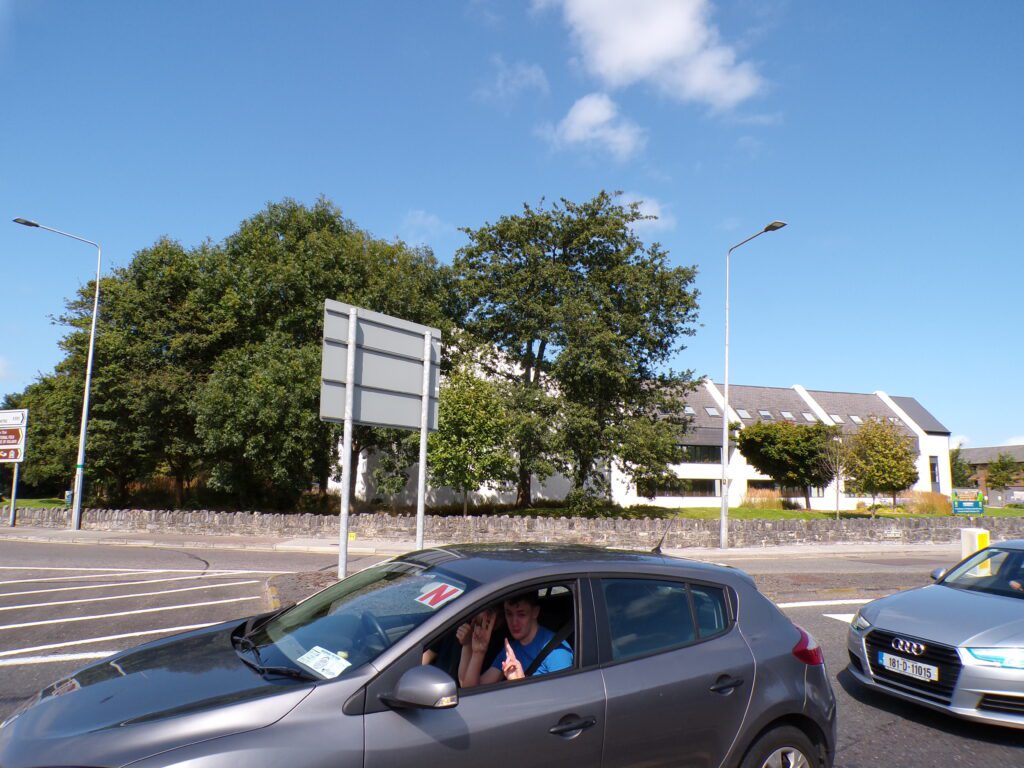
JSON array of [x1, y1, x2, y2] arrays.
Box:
[[246, 560, 478, 680], [940, 547, 1024, 600]]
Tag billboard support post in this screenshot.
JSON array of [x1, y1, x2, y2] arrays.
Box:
[[338, 308, 358, 578], [416, 330, 431, 550], [8, 463, 18, 527]]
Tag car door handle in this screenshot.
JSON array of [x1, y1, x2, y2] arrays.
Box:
[[548, 716, 597, 735], [709, 675, 745, 694]]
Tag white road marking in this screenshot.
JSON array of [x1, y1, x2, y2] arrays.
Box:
[[0, 567, 292, 587], [0, 566, 291, 573], [0, 573, 257, 598], [0, 622, 220, 658], [0, 571, 181, 586], [0, 580, 260, 612], [824, 613, 856, 623], [0, 652, 116, 667], [0, 596, 261, 631], [777, 598, 872, 609]]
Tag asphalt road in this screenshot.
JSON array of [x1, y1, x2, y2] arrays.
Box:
[[1, 540, 1022, 767]]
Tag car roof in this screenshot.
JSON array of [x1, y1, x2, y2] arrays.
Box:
[[394, 542, 751, 587], [993, 539, 1024, 551]]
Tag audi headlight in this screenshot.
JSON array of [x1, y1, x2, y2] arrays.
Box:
[[965, 647, 1024, 669], [850, 611, 872, 632]]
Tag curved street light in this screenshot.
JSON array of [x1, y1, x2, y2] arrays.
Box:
[[721, 221, 786, 549], [13, 217, 102, 531]]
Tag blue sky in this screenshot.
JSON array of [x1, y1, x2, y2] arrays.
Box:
[[2, 0, 1022, 448]]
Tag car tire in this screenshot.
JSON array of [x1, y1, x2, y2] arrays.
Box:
[[739, 725, 818, 768]]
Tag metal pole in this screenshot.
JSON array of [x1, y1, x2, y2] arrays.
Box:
[[8, 463, 18, 527], [71, 243, 102, 530], [415, 331, 432, 551], [719, 223, 785, 548], [338, 308, 358, 579], [720, 248, 731, 549]]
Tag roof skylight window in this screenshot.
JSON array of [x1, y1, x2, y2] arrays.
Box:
[[802, 412, 816, 422], [849, 415, 864, 424], [736, 409, 751, 419], [830, 414, 844, 423], [781, 411, 795, 420], [705, 406, 719, 417], [758, 410, 774, 420], [683, 406, 695, 415]]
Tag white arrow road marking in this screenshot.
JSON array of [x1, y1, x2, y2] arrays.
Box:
[[0, 596, 261, 631], [0, 652, 116, 667], [824, 613, 856, 623], [777, 598, 872, 609], [0, 573, 260, 598], [0, 580, 260, 612], [0, 622, 220, 658]]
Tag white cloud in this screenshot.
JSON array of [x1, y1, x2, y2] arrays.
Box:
[[541, 92, 645, 160], [541, 0, 763, 111], [619, 192, 676, 232], [476, 55, 549, 104], [1003, 436, 1024, 446], [399, 210, 449, 247]]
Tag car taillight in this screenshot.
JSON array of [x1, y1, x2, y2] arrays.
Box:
[[792, 625, 824, 665]]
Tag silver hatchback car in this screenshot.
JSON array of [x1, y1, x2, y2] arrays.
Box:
[[847, 540, 1024, 728], [1, 544, 836, 768]]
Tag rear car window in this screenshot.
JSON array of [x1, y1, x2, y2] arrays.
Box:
[[690, 583, 728, 639], [602, 579, 696, 661]]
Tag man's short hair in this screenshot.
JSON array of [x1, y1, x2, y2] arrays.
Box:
[[504, 590, 539, 608]]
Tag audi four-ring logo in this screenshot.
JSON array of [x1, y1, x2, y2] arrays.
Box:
[[892, 638, 926, 656]]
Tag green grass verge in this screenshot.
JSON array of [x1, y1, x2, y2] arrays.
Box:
[[0, 498, 65, 508]]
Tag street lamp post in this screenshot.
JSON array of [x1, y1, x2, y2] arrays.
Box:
[[720, 220, 786, 549], [13, 218, 102, 531]]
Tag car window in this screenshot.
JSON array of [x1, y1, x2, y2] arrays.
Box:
[[690, 583, 728, 639], [602, 579, 696, 661], [942, 548, 1024, 599], [426, 582, 578, 689]]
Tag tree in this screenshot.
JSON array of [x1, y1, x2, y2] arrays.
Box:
[[847, 418, 919, 512], [949, 446, 973, 488], [427, 370, 517, 514], [454, 192, 699, 507], [986, 452, 1021, 491], [817, 436, 852, 520], [734, 421, 841, 511], [370, 430, 421, 514]]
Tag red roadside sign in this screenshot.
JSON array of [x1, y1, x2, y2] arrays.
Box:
[[0, 409, 27, 463], [0, 448, 21, 461], [0, 428, 23, 446]]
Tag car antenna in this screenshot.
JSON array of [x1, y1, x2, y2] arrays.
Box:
[[652, 517, 674, 554]]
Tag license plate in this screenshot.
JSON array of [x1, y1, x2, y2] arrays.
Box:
[[878, 651, 939, 682]]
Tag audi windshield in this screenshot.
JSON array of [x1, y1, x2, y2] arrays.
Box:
[[939, 547, 1024, 599]]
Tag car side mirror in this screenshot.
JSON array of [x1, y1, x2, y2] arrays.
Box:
[[381, 665, 458, 710], [930, 567, 946, 582]]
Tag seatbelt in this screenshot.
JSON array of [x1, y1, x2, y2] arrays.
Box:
[[525, 622, 573, 676]]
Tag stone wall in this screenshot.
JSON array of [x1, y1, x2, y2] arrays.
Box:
[[11, 507, 1024, 549]]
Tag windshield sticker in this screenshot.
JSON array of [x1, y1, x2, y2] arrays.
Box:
[[297, 645, 352, 679], [416, 581, 465, 609]]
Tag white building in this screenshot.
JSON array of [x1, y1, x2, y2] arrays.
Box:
[[338, 380, 952, 511], [612, 380, 952, 510]]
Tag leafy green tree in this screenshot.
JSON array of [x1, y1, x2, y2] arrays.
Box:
[[735, 421, 841, 511], [428, 370, 517, 514], [949, 446, 973, 488], [847, 418, 919, 511], [370, 430, 420, 514], [986, 452, 1021, 491], [454, 191, 699, 507]]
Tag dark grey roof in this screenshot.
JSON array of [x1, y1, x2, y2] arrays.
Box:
[[961, 445, 1024, 465], [890, 396, 950, 435], [673, 384, 726, 446], [804, 389, 915, 440], [719, 383, 818, 426]]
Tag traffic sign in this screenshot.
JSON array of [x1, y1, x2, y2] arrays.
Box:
[[0, 410, 27, 464], [952, 488, 985, 515]]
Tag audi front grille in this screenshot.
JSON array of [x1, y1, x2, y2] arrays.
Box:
[[865, 629, 962, 705]]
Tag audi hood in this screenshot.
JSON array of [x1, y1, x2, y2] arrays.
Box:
[[859, 584, 1024, 647]]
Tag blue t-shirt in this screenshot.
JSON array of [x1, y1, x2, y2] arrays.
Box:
[[490, 625, 573, 677]]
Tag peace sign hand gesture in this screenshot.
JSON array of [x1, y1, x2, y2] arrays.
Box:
[[471, 612, 496, 656], [501, 639, 525, 681]]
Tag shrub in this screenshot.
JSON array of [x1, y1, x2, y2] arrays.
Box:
[[743, 488, 783, 510], [903, 490, 952, 516]]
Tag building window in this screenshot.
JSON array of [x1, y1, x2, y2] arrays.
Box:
[[929, 456, 939, 484], [888, 416, 902, 426], [705, 406, 719, 417], [781, 411, 796, 421], [802, 412, 816, 422], [638, 478, 719, 498], [736, 409, 751, 419], [758, 410, 774, 420], [683, 406, 695, 415], [677, 444, 722, 464], [849, 415, 863, 424], [748, 480, 825, 498], [830, 414, 844, 423]]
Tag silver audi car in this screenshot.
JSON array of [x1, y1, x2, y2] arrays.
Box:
[[847, 540, 1024, 728]]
